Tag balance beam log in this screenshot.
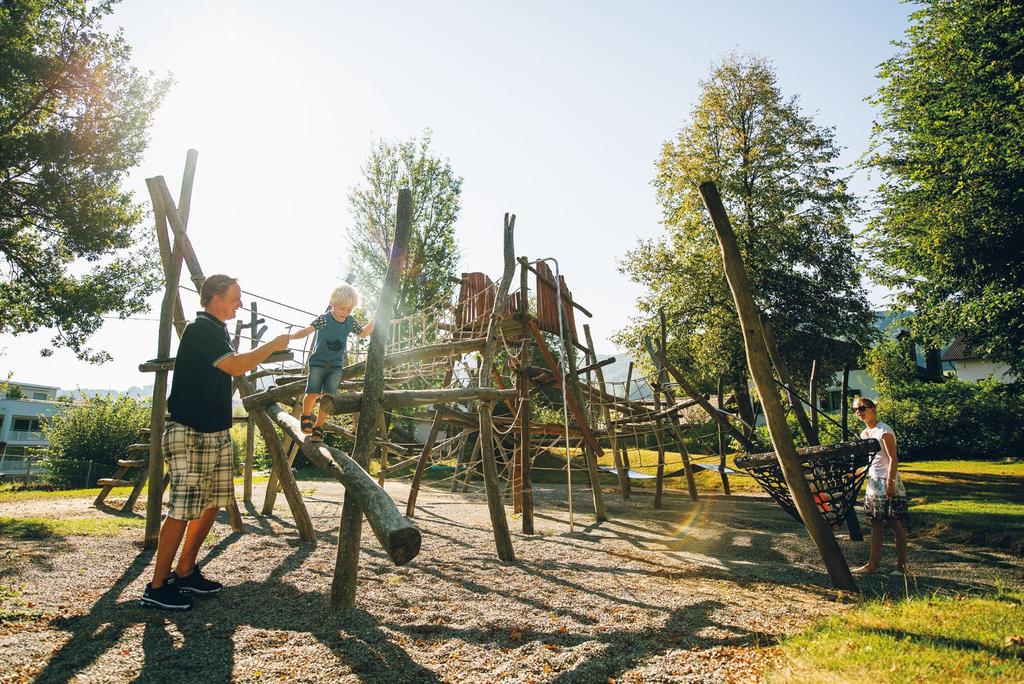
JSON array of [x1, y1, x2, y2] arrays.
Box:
[[317, 387, 518, 415], [241, 338, 488, 410], [263, 402, 421, 566]]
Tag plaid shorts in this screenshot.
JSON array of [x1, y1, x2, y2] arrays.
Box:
[[163, 422, 234, 521]]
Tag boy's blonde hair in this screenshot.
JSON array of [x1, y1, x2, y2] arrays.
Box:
[[330, 284, 360, 310]]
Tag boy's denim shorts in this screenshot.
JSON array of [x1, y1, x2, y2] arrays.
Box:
[[306, 365, 344, 394]]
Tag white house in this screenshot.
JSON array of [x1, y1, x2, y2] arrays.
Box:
[[941, 335, 1017, 383], [0, 382, 63, 476]]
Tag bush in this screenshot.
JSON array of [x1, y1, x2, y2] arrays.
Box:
[[877, 379, 1024, 459], [229, 418, 272, 471], [42, 395, 150, 487]]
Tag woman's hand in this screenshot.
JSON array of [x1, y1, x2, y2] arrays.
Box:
[[886, 479, 896, 498]]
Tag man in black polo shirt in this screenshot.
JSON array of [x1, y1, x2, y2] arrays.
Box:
[[141, 275, 290, 611]]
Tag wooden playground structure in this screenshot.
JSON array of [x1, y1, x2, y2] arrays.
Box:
[[125, 150, 878, 607]]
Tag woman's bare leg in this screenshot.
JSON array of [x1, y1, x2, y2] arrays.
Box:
[[853, 519, 884, 572], [891, 518, 908, 570]]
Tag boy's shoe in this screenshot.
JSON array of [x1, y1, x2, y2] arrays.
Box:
[[170, 567, 223, 595], [310, 425, 324, 442], [140, 582, 193, 610], [300, 414, 314, 434]]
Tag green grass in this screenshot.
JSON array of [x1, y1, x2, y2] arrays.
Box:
[[0, 515, 145, 539], [0, 474, 269, 504], [900, 460, 1024, 555], [0, 485, 134, 502], [768, 590, 1024, 683], [549, 445, 765, 494]]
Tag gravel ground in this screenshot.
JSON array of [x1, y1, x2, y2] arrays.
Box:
[[2, 479, 1021, 683]]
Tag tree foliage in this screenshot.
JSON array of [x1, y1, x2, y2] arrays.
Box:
[[345, 131, 462, 329], [865, 0, 1024, 376], [0, 0, 170, 362], [616, 54, 875, 405], [42, 394, 150, 487]]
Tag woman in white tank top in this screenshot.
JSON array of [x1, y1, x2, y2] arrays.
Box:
[[851, 397, 909, 575]]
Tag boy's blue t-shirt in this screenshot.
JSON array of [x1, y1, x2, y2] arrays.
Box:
[[307, 313, 362, 367]]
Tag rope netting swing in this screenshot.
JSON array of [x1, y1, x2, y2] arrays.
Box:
[[734, 438, 878, 528]]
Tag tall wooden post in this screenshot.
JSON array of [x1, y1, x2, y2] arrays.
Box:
[[841, 363, 851, 441], [143, 178, 186, 549], [244, 418, 255, 504], [716, 377, 731, 495], [332, 189, 414, 611], [583, 324, 629, 500], [619, 362, 635, 495], [699, 181, 858, 593], [652, 386, 666, 508], [476, 214, 517, 561], [517, 257, 535, 534], [809, 359, 820, 437]]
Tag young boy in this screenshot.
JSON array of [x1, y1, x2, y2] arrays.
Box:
[[290, 284, 374, 441]]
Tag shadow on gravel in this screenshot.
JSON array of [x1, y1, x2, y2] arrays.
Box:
[[34, 550, 154, 684], [383, 598, 770, 683], [34, 540, 440, 683]]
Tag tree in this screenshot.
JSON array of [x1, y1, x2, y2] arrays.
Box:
[[865, 0, 1024, 376], [0, 0, 170, 362], [345, 131, 462, 332], [42, 394, 150, 487], [3, 382, 24, 400], [615, 54, 875, 416]]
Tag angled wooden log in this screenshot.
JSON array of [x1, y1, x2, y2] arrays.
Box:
[[405, 366, 455, 518], [527, 319, 604, 457], [332, 188, 414, 612], [236, 376, 316, 543], [699, 180, 857, 593], [241, 338, 487, 410], [476, 213, 517, 561], [651, 349, 761, 453], [264, 403, 420, 565], [559, 315, 607, 522], [760, 314, 818, 446]]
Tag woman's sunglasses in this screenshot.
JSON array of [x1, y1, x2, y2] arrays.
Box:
[[853, 406, 870, 413]]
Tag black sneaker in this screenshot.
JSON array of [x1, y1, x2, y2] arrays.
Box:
[[140, 582, 193, 610], [170, 567, 223, 595]]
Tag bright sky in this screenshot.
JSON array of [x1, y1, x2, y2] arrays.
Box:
[[1, 0, 913, 392]]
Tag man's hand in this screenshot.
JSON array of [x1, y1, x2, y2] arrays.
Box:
[[268, 334, 290, 352]]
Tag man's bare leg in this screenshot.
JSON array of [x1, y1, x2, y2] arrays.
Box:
[[151, 517, 188, 588], [174, 507, 219, 578]]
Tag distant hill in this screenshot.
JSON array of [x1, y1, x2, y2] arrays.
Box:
[[593, 353, 653, 401], [65, 384, 155, 399]]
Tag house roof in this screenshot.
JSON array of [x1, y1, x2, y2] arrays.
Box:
[[942, 335, 978, 362]]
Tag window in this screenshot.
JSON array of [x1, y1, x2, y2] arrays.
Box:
[[13, 417, 41, 432], [32, 392, 48, 400]]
